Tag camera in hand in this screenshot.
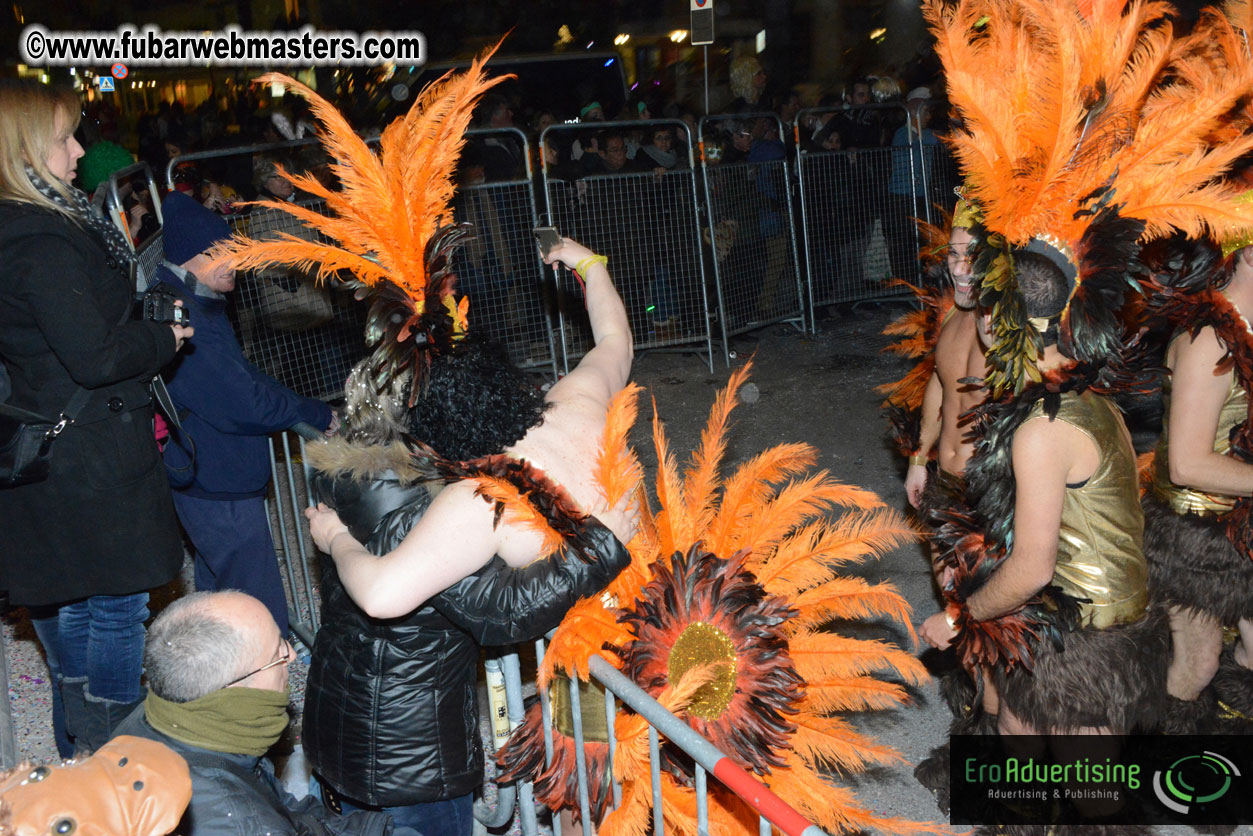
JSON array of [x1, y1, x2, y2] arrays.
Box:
[[137, 286, 190, 327]]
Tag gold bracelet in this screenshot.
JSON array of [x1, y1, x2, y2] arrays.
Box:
[[574, 254, 608, 276], [908, 453, 928, 467]]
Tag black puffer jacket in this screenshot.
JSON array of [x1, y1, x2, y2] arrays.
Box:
[[303, 440, 629, 806]]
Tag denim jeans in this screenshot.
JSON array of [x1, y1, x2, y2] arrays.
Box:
[[329, 784, 474, 836], [56, 592, 149, 703]]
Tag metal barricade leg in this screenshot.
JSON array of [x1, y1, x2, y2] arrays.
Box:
[[0, 631, 16, 768]]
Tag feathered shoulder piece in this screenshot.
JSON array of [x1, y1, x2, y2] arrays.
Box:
[[878, 214, 958, 456], [926, 0, 1253, 396], [210, 43, 510, 404], [500, 363, 942, 836]]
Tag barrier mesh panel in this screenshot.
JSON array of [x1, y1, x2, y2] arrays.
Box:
[[226, 199, 368, 401], [544, 169, 709, 362]]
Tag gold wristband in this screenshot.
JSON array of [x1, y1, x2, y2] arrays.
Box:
[[908, 453, 928, 467], [574, 254, 609, 275]]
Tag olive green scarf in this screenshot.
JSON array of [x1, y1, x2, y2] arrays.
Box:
[[145, 686, 290, 757]]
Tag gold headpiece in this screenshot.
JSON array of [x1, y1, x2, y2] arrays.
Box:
[[952, 186, 981, 229]]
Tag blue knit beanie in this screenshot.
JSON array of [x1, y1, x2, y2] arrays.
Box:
[[162, 191, 232, 266]]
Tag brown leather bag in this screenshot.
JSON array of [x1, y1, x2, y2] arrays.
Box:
[[0, 736, 192, 836]]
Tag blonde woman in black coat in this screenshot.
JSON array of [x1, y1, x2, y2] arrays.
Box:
[[0, 81, 193, 754]]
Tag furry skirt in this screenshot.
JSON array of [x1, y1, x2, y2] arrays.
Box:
[[1143, 492, 1253, 624], [994, 606, 1169, 733]]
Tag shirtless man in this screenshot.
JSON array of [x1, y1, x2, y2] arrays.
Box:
[[905, 222, 984, 517], [306, 238, 634, 619], [921, 250, 1161, 738]]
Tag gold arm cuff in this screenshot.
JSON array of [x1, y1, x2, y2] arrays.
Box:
[[908, 453, 929, 467]]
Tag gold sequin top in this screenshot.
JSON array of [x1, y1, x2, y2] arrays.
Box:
[[1027, 391, 1148, 629], [1150, 353, 1246, 516]]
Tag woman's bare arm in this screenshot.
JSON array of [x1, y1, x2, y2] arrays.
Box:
[[307, 480, 502, 619]]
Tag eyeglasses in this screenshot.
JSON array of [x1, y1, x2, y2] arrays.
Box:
[[224, 640, 291, 687]]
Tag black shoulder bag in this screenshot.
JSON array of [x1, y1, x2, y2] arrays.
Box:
[[0, 387, 90, 488]]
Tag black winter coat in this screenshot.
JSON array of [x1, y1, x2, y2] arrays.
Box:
[[303, 446, 629, 806], [116, 711, 407, 836], [0, 203, 183, 605]]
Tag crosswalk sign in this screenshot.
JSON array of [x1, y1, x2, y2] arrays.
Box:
[[98, 77, 114, 92]]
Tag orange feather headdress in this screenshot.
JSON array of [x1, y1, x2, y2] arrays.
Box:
[[210, 44, 510, 404], [498, 363, 941, 836], [926, 0, 1253, 395]]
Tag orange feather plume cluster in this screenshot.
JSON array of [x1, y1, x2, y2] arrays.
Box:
[[209, 43, 509, 308], [499, 363, 940, 836], [927, 0, 1253, 250], [878, 213, 959, 457]]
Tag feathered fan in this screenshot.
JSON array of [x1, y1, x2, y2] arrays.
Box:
[[209, 44, 509, 403], [499, 363, 941, 836]]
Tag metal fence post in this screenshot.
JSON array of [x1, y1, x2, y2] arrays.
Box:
[[539, 120, 715, 371], [697, 112, 806, 353]]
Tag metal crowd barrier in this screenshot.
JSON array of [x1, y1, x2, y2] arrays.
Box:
[[104, 161, 166, 290], [168, 139, 375, 402], [540, 120, 715, 372], [481, 640, 832, 836], [793, 103, 923, 327], [452, 128, 558, 377], [698, 113, 806, 359]]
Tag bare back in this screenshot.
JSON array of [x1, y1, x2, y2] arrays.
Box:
[[933, 308, 985, 474], [311, 243, 635, 621], [493, 383, 620, 566]]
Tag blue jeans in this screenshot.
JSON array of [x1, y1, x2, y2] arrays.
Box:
[[56, 592, 149, 703], [331, 784, 474, 836]]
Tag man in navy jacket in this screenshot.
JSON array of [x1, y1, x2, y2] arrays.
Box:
[[156, 192, 336, 636]]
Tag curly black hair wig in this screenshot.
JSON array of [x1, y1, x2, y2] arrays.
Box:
[[406, 336, 549, 461]]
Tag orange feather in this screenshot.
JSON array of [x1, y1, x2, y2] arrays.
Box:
[[210, 41, 512, 311]]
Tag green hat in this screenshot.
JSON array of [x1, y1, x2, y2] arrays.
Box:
[[77, 140, 135, 194]]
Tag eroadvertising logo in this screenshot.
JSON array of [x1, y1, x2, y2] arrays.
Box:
[[950, 735, 1250, 827], [1152, 751, 1241, 815]]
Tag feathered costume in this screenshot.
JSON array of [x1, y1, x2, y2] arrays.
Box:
[[878, 211, 960, 460], [498, 363, 943, 836], [212, 52, 942, 834], [210, 48, 623, 563], [922, 0, 1253, 735], [1138, 236, 1253, 728]]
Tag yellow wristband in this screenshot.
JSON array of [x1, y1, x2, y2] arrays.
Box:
[[908, 453, 928, 467], [574, 254, 608, 276]]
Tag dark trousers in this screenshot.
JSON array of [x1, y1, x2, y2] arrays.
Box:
[[336, 789, 474, 836], [172, 493, 289, 636]]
